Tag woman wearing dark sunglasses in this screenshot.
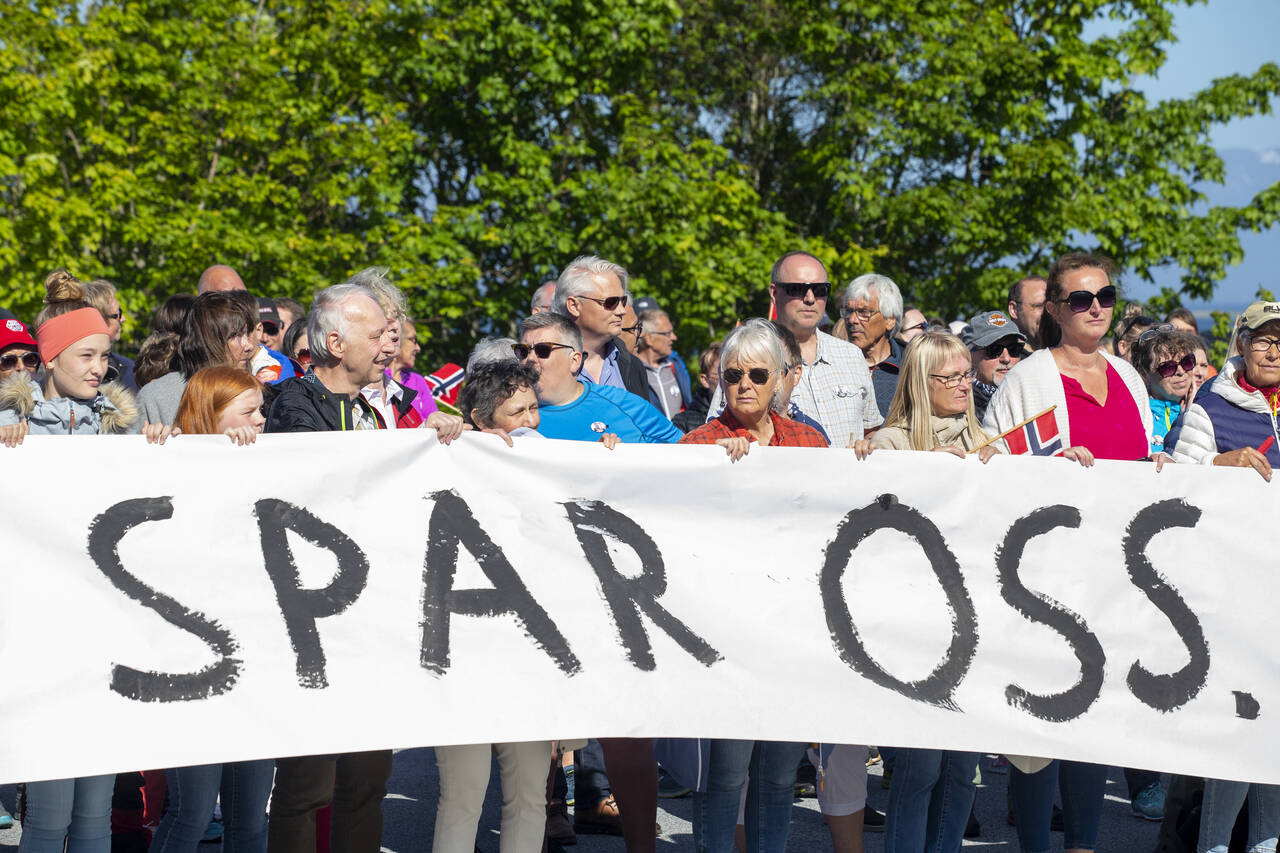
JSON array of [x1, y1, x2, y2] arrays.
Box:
[[676, 319, 824, 853], [1129, 325, 1203, 454], [982, 253, 1158, 853]]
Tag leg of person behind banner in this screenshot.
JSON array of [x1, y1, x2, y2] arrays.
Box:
[[268, 756, 337, 853], [433, 744, 491, 852], [598, 738, 658, 853], [329, 751, 392, 853], [221, 759, 274, 853], [495, 742, 555, 853], [743, 741, 806, 853], [151, 765, 224, 853]]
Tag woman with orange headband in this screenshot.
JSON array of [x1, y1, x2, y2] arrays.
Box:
[[0, 270, 173, 853]]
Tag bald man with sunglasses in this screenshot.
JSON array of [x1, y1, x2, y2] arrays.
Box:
[[707, 251, 881, 444]]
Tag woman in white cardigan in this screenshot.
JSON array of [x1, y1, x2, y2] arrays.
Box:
[[981, 253, 1159, 853]]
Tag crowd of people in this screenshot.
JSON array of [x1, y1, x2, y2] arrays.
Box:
[[0, 248, 1275, 853]]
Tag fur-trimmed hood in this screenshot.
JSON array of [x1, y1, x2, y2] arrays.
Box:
[[0, 375, 141, 435]]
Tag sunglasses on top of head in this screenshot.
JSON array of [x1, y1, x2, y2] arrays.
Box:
[[774, 281, 831, 299], [0, 352, 40, 371], [1055, 284, 1117, 313]]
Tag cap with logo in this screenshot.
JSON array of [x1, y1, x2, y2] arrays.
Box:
[[0, 317, 38, 352], [257, 297, 282, 328], [1237, 302, 1280, 332], [961, 311, 1027, 350]]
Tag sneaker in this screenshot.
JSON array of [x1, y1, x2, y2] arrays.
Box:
[[863, 807, 885, 832], [1131, 782, 1166, 821], [546, 799, 576, 846], [0, 807, 11, 830], [574, 795, 623, 837]]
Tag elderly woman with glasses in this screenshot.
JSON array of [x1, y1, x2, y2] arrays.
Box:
[[980, 253, 1157, 853], [1128, 325, 1203, 454], [1167, 302, 1280, 484], [676, 318, 824, 853]]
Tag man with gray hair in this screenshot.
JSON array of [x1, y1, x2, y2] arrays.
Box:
[[553, 254, 656, 406], [635, 307, 692, 419], [530, 280, 557, 314], [842, 272, 905, 416]]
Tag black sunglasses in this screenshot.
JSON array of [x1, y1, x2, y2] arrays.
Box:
[[576, 294, 628, 311], [0, 352, 39, 371], [621, 323, 642, 335], [723, 366, 774, 385], [983, 340, 1027, 359], [775, 281, 831, 299], [1155, 354, 1195, 378], [1056, 284, 1117, 313], [512, 342, 575, 360]]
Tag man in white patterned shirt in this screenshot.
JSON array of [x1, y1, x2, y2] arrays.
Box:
[[708, 250, 881, 445]]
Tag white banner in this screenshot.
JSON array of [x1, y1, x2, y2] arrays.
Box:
[[2, 431, 1277, 784]]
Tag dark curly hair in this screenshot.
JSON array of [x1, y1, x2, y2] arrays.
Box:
[[458, 360, 540, 428]]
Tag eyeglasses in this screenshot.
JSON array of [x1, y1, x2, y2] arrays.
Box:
[[0, 352, 39, 371], [646, 328, 676, 338], [575, 294, 628, 311], [1054, 284, 1117, 313], [104, 311, 124, 321], [1245, 336, 1280, 354], [1136, 323, 1175, 343], [723, 366, 775, 385], [775, 281, 831, 299], [262, 321, 281, 337], [1154, 354, 1195, 378], [513, 342, 576, 360], [295, 348, 311, 365], [982, 340, 1027, 359], [930, 369, 976, 389], [900, 321, 929, 334], [621, 323, 642, 336], [842, 306, 881, 322]]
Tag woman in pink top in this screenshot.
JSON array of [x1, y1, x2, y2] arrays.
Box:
[[982, 253, 1161, 853]]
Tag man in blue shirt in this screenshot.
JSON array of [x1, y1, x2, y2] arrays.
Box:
[[519, 311, 681, 444]]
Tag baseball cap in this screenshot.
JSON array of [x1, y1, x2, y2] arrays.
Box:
[[0, 317, 38, 352], [632, 295, 661, 315], [257, 297, 282, 329], [961, 311, 1026, 350], [1237, 302, 1280, 332]]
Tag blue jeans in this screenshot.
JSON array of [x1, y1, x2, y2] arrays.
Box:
[[885, 748, 978, 853], [1009, 760, 1107, 852], [1199, 779, 1280, 853], [18, 775, 115, 853], [692, 739, 806, 853], [151, 760, 275, 853]]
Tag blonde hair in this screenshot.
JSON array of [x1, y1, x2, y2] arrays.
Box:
[[82, 278, 119, 321], [883, 331, 989, 451]]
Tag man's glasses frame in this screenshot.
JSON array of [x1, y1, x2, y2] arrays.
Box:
[[512, 342, 576, 360], [0, 352, 40, 371], [574, 294, 628, 311], [774, 281, 831, 300]]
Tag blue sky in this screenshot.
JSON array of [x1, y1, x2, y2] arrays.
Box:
[[1137, 0, 1280, 151], [1114, 0, 1279, 309]]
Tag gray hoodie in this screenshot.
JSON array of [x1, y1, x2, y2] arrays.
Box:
[[0, 376, 141, 435]]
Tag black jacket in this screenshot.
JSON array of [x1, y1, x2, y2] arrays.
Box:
[[672, 386, 711, 433], [611, 338, 662, 409], [265, 371, 421, 433]]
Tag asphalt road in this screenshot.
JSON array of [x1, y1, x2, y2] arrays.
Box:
[[0, 751, 1163, 852]]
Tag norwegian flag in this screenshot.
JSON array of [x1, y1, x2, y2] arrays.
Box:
[[1001, 407, 1063, 456], [426, 362, 465, 406]]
